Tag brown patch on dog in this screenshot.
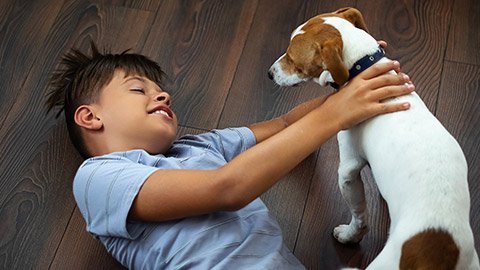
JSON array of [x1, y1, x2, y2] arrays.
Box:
[[281, 18, 348, 84], [400, 229, 459, 270], [279, 7, 371, 86], [333, 7, 370, 33]]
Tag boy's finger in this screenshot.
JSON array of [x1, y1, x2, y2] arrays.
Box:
[[370, 83, 415, 102], [359, 61, 400, 80], [367, 73, 410, 91], [375, 101, 411, 116]]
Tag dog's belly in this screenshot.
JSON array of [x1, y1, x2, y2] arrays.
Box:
[[346, 91, 470, 231]]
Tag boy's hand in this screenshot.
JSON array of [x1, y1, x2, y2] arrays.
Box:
[[323, 60, 414, 131]]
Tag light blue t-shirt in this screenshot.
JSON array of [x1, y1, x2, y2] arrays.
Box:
[[73, 127, 305, 269]]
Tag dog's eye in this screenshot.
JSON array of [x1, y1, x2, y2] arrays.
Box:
[[296, 68, 304, 73]]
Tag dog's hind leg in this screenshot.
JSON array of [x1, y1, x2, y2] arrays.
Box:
[[333, 130, 369, 244]]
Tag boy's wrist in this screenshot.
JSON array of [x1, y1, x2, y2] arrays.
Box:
[[313, 97, 344, 133]]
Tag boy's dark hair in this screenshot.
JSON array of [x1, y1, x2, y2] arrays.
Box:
[[46, 42, 165, 159]]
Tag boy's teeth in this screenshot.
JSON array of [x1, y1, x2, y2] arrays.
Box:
[[155, 110, 169, 117]]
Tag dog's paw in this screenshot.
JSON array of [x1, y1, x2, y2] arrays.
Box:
[[333, 224, 368, 244]]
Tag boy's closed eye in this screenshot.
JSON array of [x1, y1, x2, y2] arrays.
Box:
[[131, 88, 145, 94]]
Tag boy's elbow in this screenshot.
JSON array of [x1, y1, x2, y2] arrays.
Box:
[[214, 168, 251, 211]]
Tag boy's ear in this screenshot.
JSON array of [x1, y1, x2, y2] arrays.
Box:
[[74, 105, 103, 130]]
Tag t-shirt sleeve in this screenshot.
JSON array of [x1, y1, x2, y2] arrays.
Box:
[[207, 127, 257, 162], [73, 157, 158, 239]]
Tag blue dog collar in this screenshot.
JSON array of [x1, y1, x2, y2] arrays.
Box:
[[329, 45, 385, 89]]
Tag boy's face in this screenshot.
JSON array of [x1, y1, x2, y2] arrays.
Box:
[[95, 70, 178, 154]]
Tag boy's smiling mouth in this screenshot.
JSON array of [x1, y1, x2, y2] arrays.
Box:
[[149, 106, 173, 119]]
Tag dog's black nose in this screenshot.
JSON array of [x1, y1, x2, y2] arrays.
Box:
[[267, 70, 273, 80]]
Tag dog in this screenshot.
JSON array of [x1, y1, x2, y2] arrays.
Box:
[[268, 7, 479, 270]]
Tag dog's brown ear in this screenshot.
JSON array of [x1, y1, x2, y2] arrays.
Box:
[[320, 40, 349, 86], [334, 7, 370, 33]]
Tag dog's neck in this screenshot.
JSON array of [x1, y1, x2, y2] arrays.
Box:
[[320, 16, 383, 88], [329, 46, 385, 89]]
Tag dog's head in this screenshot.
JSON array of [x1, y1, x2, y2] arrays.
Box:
[[268, 7, 370, 87]]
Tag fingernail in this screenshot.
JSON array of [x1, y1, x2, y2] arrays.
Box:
[[408, 84, 415, 91], [403, 102, 410, 108], [403, 74, 409, 81]]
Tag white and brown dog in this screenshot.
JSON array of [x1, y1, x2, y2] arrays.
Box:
[[268, 7, 479, 270]]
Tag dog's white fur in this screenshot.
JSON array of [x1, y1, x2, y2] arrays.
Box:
[[270, 15, 479, 270]]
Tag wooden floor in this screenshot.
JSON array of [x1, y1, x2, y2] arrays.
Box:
[[0, 0, 479, 269]]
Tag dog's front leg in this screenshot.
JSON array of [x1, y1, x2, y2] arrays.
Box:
[[333, 130, 369, 244]]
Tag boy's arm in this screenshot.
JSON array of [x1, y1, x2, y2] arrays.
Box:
[[247, 94, 329, 144], [129, 61, 413, 222]]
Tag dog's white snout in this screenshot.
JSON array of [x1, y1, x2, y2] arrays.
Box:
[[269, 54, 307, 86]]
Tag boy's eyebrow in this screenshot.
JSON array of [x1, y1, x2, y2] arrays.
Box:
[[122, 76, 145, 84]]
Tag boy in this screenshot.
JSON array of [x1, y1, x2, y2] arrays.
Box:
[[46, 43, 413, 269]]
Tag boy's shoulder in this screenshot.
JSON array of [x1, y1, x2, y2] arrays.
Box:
[[76, 127, 256, 176]]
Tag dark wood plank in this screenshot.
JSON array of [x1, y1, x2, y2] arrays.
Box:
[[0, 0, 15, 32], [294, 138, 390, 269], [50, 208, 127, 270], [0, 1, 83, 269], [217, 0, 356, 259], [446, 0, 480, 65], [97, 0, 162, 12], [0, 0, 63, 130], [141, 0, 258, 130], [53, 1, 155, 54], [356, 0, 453, 112], [436, 61, 480, 253], [260, 151, 318, 250], [0, 122, 82, 269], [97, 4, 155, 51]]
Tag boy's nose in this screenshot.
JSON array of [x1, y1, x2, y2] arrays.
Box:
[[155, 92, 171, 107]]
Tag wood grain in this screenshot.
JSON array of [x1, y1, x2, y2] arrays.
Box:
[[0, 0, 478, 269], [0, 1, 76, 269], [436, 61, 480, 253], [0, 122, 82, 269], [98, 0, 163, 12], [0, 0, 63, 129], [446, 0, 480, 65], [260, 151, 318, 250], [141, 0, 259, 130], [292, 138, 390, 269], [356, 0, 453, 113], [50, 208, 127, 270]]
